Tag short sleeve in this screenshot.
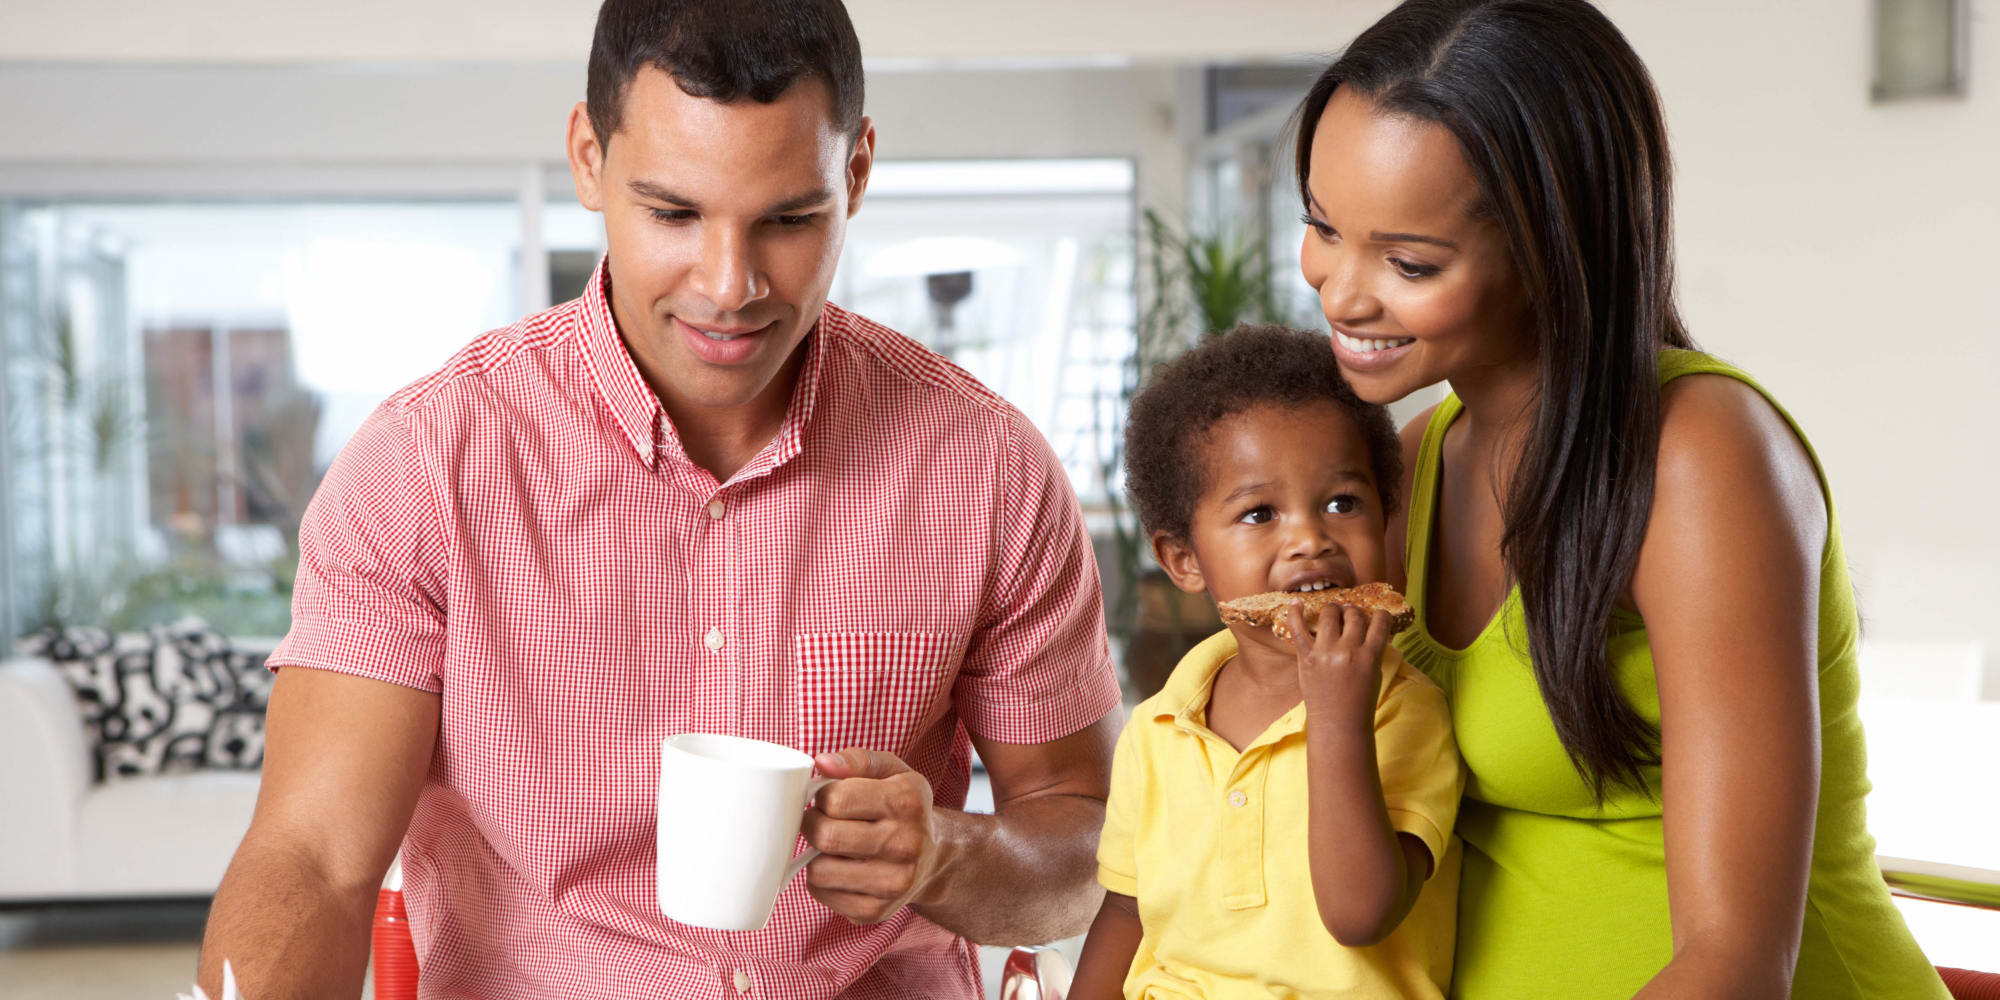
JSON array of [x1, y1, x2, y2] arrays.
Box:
[[1374, 657, 1463, 876], [952, 412, 1121, 744], [267, 400, 450, 693], [1096, 715, 1144, 897]]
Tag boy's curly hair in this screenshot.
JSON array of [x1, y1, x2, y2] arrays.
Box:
[[1123, 324, 1403, 541]]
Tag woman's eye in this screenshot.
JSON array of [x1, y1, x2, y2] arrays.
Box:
[[1390, 257, 1440, 279], [1299, 213, 1338, 241], [1238, 506, 1274, 525], [1326, 495, 1362, 515]]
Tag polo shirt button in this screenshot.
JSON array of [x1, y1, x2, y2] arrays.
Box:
[[707, 499, 726, 520], [733, 968, 751, 993], [704, 627, 725, 652], [1228, 790, 1248, 808]]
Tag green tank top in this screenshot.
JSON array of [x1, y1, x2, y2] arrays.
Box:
[[1392, 350, 1947, 998]]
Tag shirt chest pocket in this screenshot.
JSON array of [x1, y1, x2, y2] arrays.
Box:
[[794, 632, 963, 758]]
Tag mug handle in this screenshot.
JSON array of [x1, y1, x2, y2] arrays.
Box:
[[783, 777, 837, 883]]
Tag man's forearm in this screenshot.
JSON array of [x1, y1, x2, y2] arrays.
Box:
[[198, 837, 381, 999], [910, 792, 1107, 946]]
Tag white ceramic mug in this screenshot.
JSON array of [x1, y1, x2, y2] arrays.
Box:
[[656, 733, 832, 931]]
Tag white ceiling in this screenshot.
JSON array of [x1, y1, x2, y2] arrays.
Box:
[[0, 0, 1389, 64]]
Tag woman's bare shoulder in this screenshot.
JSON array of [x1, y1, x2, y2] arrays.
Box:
[[1652, 373, 1821, 518], [1636, 372, 1827, 610]]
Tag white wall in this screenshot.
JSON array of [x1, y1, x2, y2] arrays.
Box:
[[0, 0, 1995, 689], [1615, 0, 2000, 696]]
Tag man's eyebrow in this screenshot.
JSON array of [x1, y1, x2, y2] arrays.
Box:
[[766, 187, 836, 215], [625, 179, 835, 216], [627, 179, 696, 208]]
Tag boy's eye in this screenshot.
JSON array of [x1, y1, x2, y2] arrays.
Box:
[[1326, 494, 1362, 515], [1237, 505, 1274, 525], [647, 207, 696, 224], [771, 214, 816, 228]]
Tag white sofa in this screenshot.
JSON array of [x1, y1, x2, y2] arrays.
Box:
[[0, 654, 260, 902]]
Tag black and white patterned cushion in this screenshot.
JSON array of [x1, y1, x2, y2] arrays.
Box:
[[15, 619, 270, 780]]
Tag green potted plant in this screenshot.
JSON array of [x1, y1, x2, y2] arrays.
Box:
[[1098, 210, 1295, 698]]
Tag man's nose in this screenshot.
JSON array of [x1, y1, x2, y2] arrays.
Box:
[[690, 225, 766, 314]]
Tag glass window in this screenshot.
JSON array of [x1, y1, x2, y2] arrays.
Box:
[[2, 199, 524, 638], [834, 159, 1136, 504], [3, 163, 1140, 641]]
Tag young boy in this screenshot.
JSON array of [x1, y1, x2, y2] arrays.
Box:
[[1072, 325, 1463, 999]]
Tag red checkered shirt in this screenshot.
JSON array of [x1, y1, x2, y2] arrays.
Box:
[[269, 260, 1122, 999]]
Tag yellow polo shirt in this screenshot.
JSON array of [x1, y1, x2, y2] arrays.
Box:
[[1098, 630, 1463, 999]]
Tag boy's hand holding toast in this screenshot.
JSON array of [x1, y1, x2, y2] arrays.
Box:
[[1286, 602, 1397, 721], [1216, 582, 1416, 720]]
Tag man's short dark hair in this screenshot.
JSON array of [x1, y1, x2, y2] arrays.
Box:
[[1124, 324, 1403, 541], [586, 0, 865, 147]]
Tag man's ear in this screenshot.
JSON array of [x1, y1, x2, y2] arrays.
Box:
[[844, 117, 876, 218], [566, 102, 607, 212], [1151, 531, 1206, 595]]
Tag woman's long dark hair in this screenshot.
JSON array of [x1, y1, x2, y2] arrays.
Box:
[[1295, 0, 1694, 800]]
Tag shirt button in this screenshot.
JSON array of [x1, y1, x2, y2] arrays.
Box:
[[704, 627, 725, 652], [707, 499, 726, 520], [1228, 790, 1248, 808], [733, 969, 751, 993]]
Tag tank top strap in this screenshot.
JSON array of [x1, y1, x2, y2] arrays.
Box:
[[1402, 394, 1464, 612]]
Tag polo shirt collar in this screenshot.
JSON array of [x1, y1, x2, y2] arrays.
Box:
[[575, 255, 828, 484], [1154, 626, 1401, 746], [1155, 630, 1241, 727]]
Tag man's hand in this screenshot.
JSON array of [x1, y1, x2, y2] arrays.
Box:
[[1287, 602, 1393, 721], [801, 748, 947, 924]]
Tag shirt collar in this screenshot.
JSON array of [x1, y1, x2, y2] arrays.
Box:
[[574, 255, 830, 484], [729, 306, 827, 485], [1153, 626, 1404, 741], [1155, 629, 1242, 727], [575, 256, 663, 468]]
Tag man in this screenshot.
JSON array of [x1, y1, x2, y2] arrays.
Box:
[[195, 1, 1122, 996]]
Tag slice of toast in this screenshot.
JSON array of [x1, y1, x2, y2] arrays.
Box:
[[1216, 581, 1415, 641]]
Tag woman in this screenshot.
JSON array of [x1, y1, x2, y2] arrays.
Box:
[[1292, 1, 1946, 996]]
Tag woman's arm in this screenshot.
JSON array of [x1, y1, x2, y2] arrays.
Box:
[[1069, 892, 1143, 1000], [1630, 375, 1828, 999]]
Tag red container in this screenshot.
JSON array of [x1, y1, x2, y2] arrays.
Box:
[[371, 887, 420, 1000]]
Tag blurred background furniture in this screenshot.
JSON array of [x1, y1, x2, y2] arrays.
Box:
[[0, 655, 257, 902]]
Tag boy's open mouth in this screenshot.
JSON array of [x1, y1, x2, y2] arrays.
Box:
[[1279, 574, 1352, 594]]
